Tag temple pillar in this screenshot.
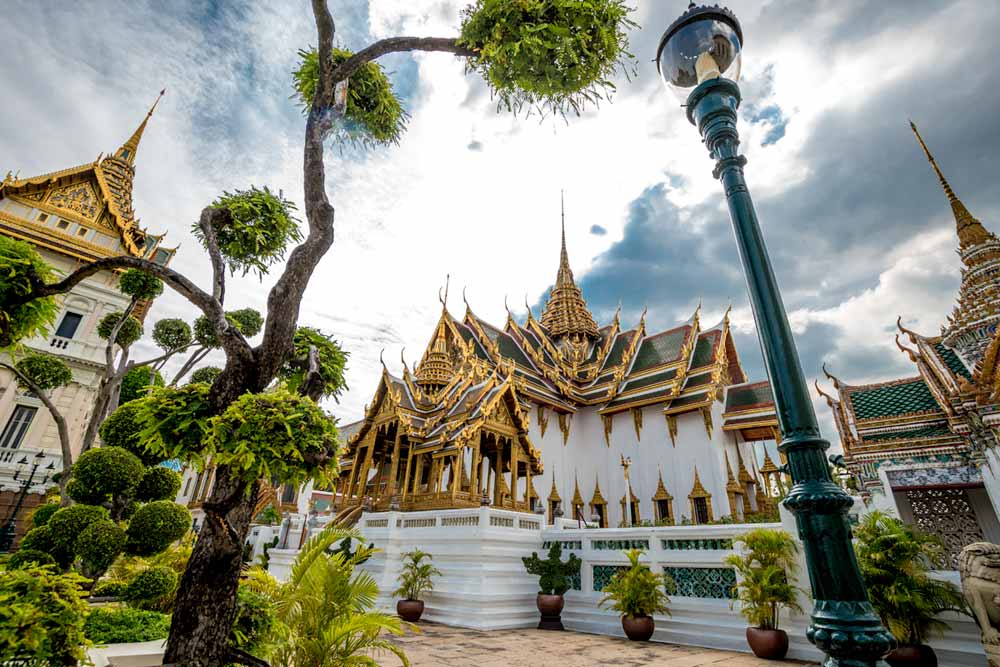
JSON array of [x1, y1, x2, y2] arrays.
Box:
[[494, 445, 504, 507], [401, 446, 414, 502], [470, 439, 481, 498], [451, 452, 460, 502], [386, 427, 403, 498], [510, 439, 520, 507]]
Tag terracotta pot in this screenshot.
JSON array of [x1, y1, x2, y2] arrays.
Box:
[[536, 593, 565, 631], [396, 599, 424, 622], [885, 644, 937, 667], [746, 627, 789, 660], [621, 615, 655, 641]]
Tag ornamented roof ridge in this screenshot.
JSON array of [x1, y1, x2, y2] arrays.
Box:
[[116, 90, 165, 165], [539, 194, 600, 340]]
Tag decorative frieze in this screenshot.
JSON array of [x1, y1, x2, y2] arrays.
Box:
[[592, 538, 649, 551], [661, 538, 733, 551], [664, 566, 736, 599], [593, 565, 629, 592]]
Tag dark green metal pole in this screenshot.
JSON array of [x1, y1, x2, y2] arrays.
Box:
[[687, 77, 893, 667]]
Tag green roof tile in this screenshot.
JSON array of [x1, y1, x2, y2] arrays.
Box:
[[630, 328, 688, 373], [934, 343, 972, 381], [457, 324, 491, 360], [849, 379, 939, 420], [690, 332, 719, 368], [622, 368, 677, 393], [498, 333, 533, 368], [862, 423, 954, 443], [724, 382, 773, 412], [605, 385, 674, 409], [682, 372, 713, 389]]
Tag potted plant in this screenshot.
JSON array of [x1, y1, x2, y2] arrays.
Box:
[[522, 542, 582, 630], [393, 549, 441, 622], [854, 511, 968, 667], [725, 528, 803, 659], [598, 549, 671, 641]]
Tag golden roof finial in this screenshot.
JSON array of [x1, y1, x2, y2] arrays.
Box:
[[910, 121, 991, 250], [540, 191, 600, 339], [116, 89, 165, 165]]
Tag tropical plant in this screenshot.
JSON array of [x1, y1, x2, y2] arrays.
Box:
[[394, 549, 442, 601], [854, 510, 968, 644], [119, 365, 165, 404], [242, 526, 410, 666], [256, 506, 282, 525], [0, 565, 91, 665], [724, 528, 803, 630], [522, 542, 581, 595], [84, 607, 171, 644], [599, 549, 671, 619]]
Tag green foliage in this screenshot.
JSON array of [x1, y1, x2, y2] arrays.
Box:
[[854, 510, 968, 644], [101, 400, 167, 466], [281, 327, 349, 400], [20, 526, 72, 569], [231, 585, 276, 655], [196, 187, 302, 278], [13, 353, 72, 391], [204, 387, 340, 488], [241, 526, 409, 667], [458, 0, 636, 116], [118, 269, 163, 300], [8, 549, 56, 569], [194, 314, 220, 348], [138, 382, 213, 464], [91, 581, 128, 598], [227, 308, 264, 338], [124, 501, 191, 557], [0, 236, 59, 348], [47, 504, 109, 559], [32, 503, 60, 528], [67, 447, 144, 505], [152, 317, 193, 352], [256, 506, 281, 526], [83, 607, 171, 644], [0, 565, 91, 664], [119, 365, 165, 405], [522, 542, 581, 595], [293, 47, 408, 147], [189, 365, 222, 385], [393, 549, 441, 601], [97, 311, 143, 348], [135, 466, 182, 502], [724, 528, 802, 631], [124, 566, 177, 603], [598, 549, 671, 619], [75, 520, 126, 579]]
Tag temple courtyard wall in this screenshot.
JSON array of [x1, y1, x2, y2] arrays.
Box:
[[266, 505, 985, 666]]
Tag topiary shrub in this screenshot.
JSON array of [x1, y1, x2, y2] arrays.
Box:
[[458, 0, 636, 116], [91, 581, 128, 598], [47, 504, 109, 559], [32, 503, 60, 528], [0, 236, 59, 348], [135, 466, 182, 502], [67, 447, 144, 506], [227, 308, 264, 337], [19, 526, 67, 567], [84, 607, 171, 644], [152, 317, 193, 352], [125, 501, 191, 557], [188, 365, 222, 385], [101, 400, 166, 466], [97, 311, 143, 348], [118, 269, 163, 301], [119, 365, 165, 405], [0, 565, 91, 664], [522, 542, 581, 595], [280, 326, 348, 399], [13, 353, 73, 391], [75, 520, 126, 579], [124, 566, 178, 604], [8, 548, 57, 569]]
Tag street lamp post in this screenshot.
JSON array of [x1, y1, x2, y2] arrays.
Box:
[[656, 6, 894, 666], [0, 451, 55, 552]]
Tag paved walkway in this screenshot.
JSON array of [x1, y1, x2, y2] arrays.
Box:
[[380, 623, 810, 667]]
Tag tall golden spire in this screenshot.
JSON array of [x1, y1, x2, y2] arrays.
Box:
[[540, 192, 600, 339], [910, 121, 992, 251], [416, 317, 454, 389], [115, 89, 165, 165]]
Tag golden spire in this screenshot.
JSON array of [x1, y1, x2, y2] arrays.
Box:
[[539, 192, 600, 339], [910, 121, 992, 250], [416, 317, 454, 389], [689, 466, 710, 499], [571, 472, 584, 506], [115, 89, 165, 165]]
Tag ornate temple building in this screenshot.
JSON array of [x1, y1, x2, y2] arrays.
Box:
[[335, 214, 785, 528], [817, 124, 1000, 564], [0, 94, 174, 531]]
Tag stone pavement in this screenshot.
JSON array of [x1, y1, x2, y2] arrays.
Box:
[[379, 623, 811, 667]]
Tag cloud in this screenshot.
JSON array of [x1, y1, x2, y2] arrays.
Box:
[[589, 224, 607, 236]]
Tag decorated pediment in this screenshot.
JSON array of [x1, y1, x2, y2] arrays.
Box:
[[47, 181, 100, 221]]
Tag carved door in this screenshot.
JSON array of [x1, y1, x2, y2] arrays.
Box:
[[906, 487, 984, 568]]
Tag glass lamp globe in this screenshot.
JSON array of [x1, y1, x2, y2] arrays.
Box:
[[656, 4, 743, 100]]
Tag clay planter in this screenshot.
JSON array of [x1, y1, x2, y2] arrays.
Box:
[[396, 599, 425, 622], [621, 615, 655, 641], [885, 644, 937, 667], [746, 627, 789, 660], [536, 594, 565, 631]]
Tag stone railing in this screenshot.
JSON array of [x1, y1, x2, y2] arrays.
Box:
[[0, 446, 62, 490]]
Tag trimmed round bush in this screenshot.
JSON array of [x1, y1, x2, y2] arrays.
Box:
[[118, 269, 163, 300], [153, 318, 192, 352], [75, 520, 126, 576], [91, 580, 128, 598], [193, 314, 219, 348], [21, 525, 73, 569], [101, 401, 165, 466], [47, 504, 109, 557], [125, 501, 190, 557], [97, 311, 143, 348], [188, 366, 222, 385], [32, 503, 60, 528], [67, 447, 144, 504], [14, 353, 72, 391], [119, 365, 165, 405], [227, 308, 264, 338], [135, 466, 182, 502], [84, 607, 170, 644], [124, 566, 177, 603], [8, 548, 56, 569]]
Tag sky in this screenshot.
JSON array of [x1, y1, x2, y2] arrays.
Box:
[[2, 0, 998, 446]]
